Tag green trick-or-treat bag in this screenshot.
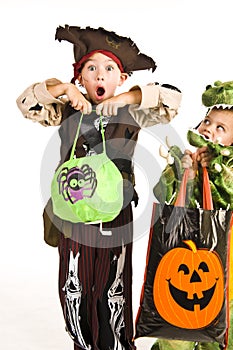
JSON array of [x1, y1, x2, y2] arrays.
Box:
[[51, 112, 123, 224]]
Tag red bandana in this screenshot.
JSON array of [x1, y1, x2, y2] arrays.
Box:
[[72, 50, 124, 83]]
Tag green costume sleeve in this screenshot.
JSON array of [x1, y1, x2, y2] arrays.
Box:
[[153, 163, 179, 204], [154, 130, 233, 209], [188, 129, 233, 209], [153, 145, 196, 206]]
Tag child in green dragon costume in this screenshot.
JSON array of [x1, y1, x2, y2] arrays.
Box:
[[151, 80, 233, 350]]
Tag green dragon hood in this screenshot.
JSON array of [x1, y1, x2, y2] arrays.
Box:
[[202, 80, 233, 108]]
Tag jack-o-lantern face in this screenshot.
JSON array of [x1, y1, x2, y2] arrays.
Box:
[[153, 240, 224, 329]]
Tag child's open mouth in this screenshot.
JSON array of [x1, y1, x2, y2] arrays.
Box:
[[96, 87, 105, 96]]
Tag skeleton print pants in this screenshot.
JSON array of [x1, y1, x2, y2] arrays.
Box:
[[58, 206, 136, 350]]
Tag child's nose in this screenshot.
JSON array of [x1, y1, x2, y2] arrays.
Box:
[[204, 124, 213, 133], [204, 126, 215, 139], [97, 76, 104, 81], [97, 68, 104, 81]]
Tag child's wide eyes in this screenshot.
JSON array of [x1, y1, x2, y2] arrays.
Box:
[[86, 65, 114, 71], [203, 119, 210, 125], [217, 125, 225, 132], [106, 65, 114, 71], [203, 119, 225, 132], [88, 65, 96, 71]]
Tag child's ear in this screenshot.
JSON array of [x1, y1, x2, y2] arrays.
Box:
[[77, 73, 83, 86], [118, 73, 128, 86]]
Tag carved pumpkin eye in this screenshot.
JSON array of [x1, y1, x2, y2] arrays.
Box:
[[153, 240, 224, 329], [198, 261, 209, 272], [178, 264, 189, 275]]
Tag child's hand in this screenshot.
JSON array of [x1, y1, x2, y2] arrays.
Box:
[[181, 150, 198, 179], [96, 90, 142, 116], [64, 84, 92, 114], [196, 146, 213, 168], [47, 82, 92, 114], [96, 96, 126, 116]]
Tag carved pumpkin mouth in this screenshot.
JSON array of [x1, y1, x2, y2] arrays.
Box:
[[167, 279, 217, 311]]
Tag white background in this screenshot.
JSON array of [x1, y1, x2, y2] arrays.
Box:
[[1, 0, 233, 349]]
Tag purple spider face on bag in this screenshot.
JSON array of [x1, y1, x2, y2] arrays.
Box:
[[57, 164, 97, 204]]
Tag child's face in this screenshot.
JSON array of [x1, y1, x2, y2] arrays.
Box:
[[77, 52, 128, 105], [197, 108, 233, 145]]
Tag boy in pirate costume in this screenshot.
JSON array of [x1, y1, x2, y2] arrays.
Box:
[[152, 80, 233, 350], [16, 25, 182, 350]]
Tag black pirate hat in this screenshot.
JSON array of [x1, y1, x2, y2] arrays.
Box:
[[55, 25, 157, 76]]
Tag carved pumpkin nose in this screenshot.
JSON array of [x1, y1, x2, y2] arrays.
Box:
[[190, 270, 202, 283]]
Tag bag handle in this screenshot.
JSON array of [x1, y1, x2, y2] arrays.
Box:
[[174, 167, 213, 210], [174, 168, 189, 207], [202, 167, 214, 210], [70, 111, 106, 160]]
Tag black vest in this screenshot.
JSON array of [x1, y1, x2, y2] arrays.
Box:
[[58, 103, 141, 177]]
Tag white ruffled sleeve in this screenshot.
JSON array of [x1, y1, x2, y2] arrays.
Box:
[[128, 83, 182, 128], [16, 78, 67, 126]]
